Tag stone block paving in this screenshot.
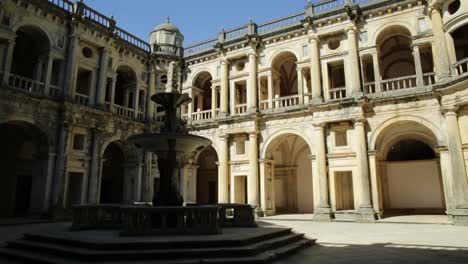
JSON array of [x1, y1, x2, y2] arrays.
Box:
[[261, 219, 468, 264]]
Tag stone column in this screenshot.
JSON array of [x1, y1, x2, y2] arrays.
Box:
[[218, 135, 229, 203], [95, 48, 109, 107], [430, 5, 451, 80], [444, 108, 468, 208], [412, 45, 424, 86], [313, 123, 332, 220], [2, 39, 15, 85], [309, 36, 323, 101], [297, 67, 304, 105], [371, 52, 381, 92], [368, 151, 381, 214], [42, 152, 57, 211], [134, 88, 140, 118], [43, 54, 54, 97], [354, 119, 376, 221], [211, 85, 217, 118], [109, 74, 117, 112], [220, 60, 229, 116], [147, 70, 156, 120], [247, 52, 258, 113], [267, 73, 273, 110], [248, 132, 259, 206], [346, 26, 361, 97], [64, 33, 79, 99], [87, 128, 103, 203], [52, 122, 71, 208]]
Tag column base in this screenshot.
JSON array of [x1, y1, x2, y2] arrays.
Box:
[[448, 209, 468, 226], [356, 207, 378, 222], [313, 207, 333, 221], [218, 111, 230, 118], [309, 97, 324, 105]]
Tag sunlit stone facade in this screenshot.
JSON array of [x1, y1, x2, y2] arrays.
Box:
[[1, 0, 468, 225]]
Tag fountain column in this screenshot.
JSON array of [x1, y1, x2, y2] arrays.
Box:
[[218, 134, 229, 203]]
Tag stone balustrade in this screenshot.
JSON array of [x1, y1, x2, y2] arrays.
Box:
[[8, 73, 45, 96], [454, 58, 468, 76], [380, 75, 417, 92], [74, 93, 90, 106], [71, 204, 123, 230], [329, 87, 347, 100], [273, 95, 300, 109], [121, 205, 220, 236], [218, 203, 257, 228]]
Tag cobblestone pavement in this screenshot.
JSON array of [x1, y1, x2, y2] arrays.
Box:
[[263, 219, 468, 264]]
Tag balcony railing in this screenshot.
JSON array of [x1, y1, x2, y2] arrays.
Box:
[[273, 95, 300, 109], [184, 38, 218, 56], [225, 25, 249, 40], [380, 75, 417, 92], [49, 85, 61, 98], [454, 57, 468, 76], [313, 0, 346, 15], [257, 12, 305, 35], [192, 109, 212, 121], [364, 82, 377, 94], [234, 104, 248, 115], [329, 87, 346, 100], [113, 104, 134, 119], [8, 73, 44, 95], [74, 93, 89, 106], [423, 72, 436, 86]]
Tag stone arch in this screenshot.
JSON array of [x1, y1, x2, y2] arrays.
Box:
[[11, 24, 52, 80], [269, 51, 299, 96], [268, 49, 300, 67], [113, 65, 139, 108], [189, 68, 216, 86], [262, 130, 314, 213], [369, 115, 446, 151], [12, 22, 53, 48], [261, 128, 313, 160], [99, 139, 140, 204], [0, 120, 52, 217], [195, 145, 219, 204], [372, 22, 416, 46], [370, 117, 447, 216], [191, 71, 213, 111]]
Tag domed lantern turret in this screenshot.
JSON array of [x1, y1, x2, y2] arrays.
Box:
[[150, 17, 184, 57]]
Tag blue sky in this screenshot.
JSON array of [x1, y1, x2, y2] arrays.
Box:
[[83, 0, 313, 46]]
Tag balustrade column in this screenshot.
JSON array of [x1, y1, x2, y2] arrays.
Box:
[[218, 135, 229, 203], [267, 73, 273, 109], [313, 124, 332, 220], [443, 108, 468, 208], [430, 5, 451, 80], [371, 52, 381, 92], [412, 45, 424, 86], [297, 67, 304, 105], [346, 27, 361, 96], [211, 85, 217, 118], [44, 54, 54, 97], [2, 39, 15, 85], [96, 48, 109, 107], [147, 71, 156, 120], [247, 53, 258, 113], [87, 128, 103, 203], [64, 33, 79, 98], [354, 119, 376, 221], [248, 132, 259, 206], [309, 36, 322, 101], [220, 60, 229, 116]]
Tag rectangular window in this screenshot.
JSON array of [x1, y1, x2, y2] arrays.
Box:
[[418, 17, 427, 33], [236, 141, 246, 155], [302, 45, 309, 57], [335, 131, 348, 147], [360, 31, 368, 43], [72, 134, 86, 151]]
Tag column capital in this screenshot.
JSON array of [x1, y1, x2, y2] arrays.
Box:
[[248, 131, 260, 138], [220, 59, 230, 65], [309, 36, 319, 44], [345, 25, 358, 34], [353, 117, 367, 126], [313, 122, 327, 129], [428, 3, 442, 15], [248, 52, 258, 58], [442, 106, 459, 117], [219, 134, 230, 140]]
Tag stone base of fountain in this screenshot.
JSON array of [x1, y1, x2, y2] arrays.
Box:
[[70, 203, 256, 236]]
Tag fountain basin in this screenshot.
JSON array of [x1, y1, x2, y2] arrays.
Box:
[[128, 132, 211, 158]]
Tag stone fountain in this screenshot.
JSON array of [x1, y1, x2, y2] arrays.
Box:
[[128, 91, 211, 206]]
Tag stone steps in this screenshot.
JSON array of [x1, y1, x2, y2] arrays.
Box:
[[0, 227, 314, 263]]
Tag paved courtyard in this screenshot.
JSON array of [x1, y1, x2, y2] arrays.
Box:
[[0, 220, 468, 263], [261, 218, 468, 264]]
